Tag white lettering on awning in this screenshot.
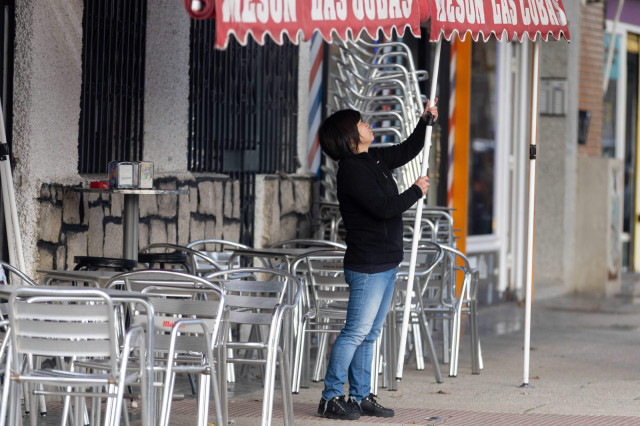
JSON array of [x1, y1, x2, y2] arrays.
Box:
[[285, 0, 297, 22], [535, 0, 548, 25], [221, 0, 297, 23], [377, 0, 389, 19], [389, 0, 402, 18], [241, 0, 256, 22], [365, 0, 376, 19], [437, 0, 485, 24], [353, 0, 364, 19], [402, 0, 413, 19], [527, 0, 539, 25], [491, 0, 517, 25], [544, 0, 558, 25]]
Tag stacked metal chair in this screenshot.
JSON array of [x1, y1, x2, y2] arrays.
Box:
[[325, 37, 429, 193]]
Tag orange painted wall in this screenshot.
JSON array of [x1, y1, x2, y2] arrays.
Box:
[[451, 39, 472, 254]]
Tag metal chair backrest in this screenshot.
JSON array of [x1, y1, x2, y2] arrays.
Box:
[[268, 239, 346, 250], [291, 249, 348, 319], [139, 243, 224, 274], [9, 287, 120, 374], [205, 267, 301, 327], [106, 269, 221, 293], [138, 285, 225, 355], [0, 260, 38, 287], [187, 239, 249, 266]]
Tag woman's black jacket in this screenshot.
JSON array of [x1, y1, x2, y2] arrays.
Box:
[[337, 119, 428, 267]]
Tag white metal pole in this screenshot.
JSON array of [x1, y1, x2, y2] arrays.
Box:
[[523, 40, 540, 387], [396, 38, 442, 381], [0, 100, 25, 272], [516, 42, 530, 298]]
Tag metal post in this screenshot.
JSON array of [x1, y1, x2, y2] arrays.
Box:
[[522, 40, 540, 387], [0, 100, 24, 273], [396, 38, 442, 381]]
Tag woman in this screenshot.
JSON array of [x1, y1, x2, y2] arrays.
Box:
[[317, 100, 438, 420]]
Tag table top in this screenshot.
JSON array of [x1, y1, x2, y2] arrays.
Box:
[[37, 269, 122, 288], [229, 247, 339, 259], [71, 187, 188, 195]]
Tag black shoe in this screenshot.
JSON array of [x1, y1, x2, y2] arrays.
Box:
[[356, 393, 394, 418], [318, 395, 361, 420]]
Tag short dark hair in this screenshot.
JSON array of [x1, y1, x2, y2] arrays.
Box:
[[318, 109, 361, 161]]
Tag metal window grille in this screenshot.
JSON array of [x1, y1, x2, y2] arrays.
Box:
[[189, 20, 299, 244], [78, 0, 147, 174], [0, 0, 14, 262], [1, 0, 14, 148]]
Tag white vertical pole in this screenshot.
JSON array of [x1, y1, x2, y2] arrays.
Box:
[[396, 38, 442, 381], [0, 100, 25, 272], [515, 42, 530, 298], [523, 40, 540, 387]]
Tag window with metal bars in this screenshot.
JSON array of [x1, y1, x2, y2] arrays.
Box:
[[0, 0, 14, 262], [188, 20, 299, 174], [78, 0, 147, 174], [1, 0, 14, 148]]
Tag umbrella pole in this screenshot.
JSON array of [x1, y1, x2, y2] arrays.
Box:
[[522, 39, 540, 388], [0, 100, 25, 273], [396, 38, 442, 382]]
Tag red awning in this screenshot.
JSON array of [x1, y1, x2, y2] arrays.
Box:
[[428, 0, 570, 43], [185, 0, 429, 49]]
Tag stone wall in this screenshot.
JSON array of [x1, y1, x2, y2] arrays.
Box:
[[35, 174, 314, 275]]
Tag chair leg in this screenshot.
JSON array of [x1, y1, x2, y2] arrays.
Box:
[[387, 309, 397, 391], [218, 345, 229, 426], [313, 331, 329, 382], [449, 309, 461, 377], [370, 335, 382, 396], [197, 374, 210, 426], [279, 348, 294, 426], [301, 332, 311, 389], [442, 316, 451, 364], [208, 352, 224, 426], [0, 353, 11, 426], [261, 345, 279, 426], [292, 318, 308, 393], [413, 322, 425, 370], [28, 383, 37, 426], [419, 312, 443, 383], [159, 368, 176, 426], [469, 300, 482, 374], [7, 379, 19, 426]]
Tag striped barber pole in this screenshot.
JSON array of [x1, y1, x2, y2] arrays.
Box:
[[447, 39, 456, 208], [308, 32, 323, 175]]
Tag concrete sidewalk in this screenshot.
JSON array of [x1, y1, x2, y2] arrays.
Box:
[[24, 277, 640, 425], [224, 281, 640, 425]]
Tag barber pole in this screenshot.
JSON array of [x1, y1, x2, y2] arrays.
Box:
[[308, 32, 323, 174], [447, 39, 456, 208]]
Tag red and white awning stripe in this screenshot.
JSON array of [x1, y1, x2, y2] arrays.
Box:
[[429, 0, 570, 43], [186, 0, 428, 49]]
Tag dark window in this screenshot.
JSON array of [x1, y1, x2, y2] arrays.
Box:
[[1, 0, 14, 148], [78, 0, 147, 174], [1, 0, 14, 262], [188, 20, 299, 174], [189, 21, 299, 244]]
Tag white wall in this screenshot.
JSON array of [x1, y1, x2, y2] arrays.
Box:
[[13, 0, 84, 275], [534, 1, 579, 295], [144, 0, 191, 175]]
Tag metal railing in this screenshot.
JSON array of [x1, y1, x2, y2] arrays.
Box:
[[78, 0, 147, 174], [188, 21, 299, 245]]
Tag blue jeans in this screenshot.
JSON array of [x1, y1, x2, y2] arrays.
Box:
[[322, 267, 398, 402]]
